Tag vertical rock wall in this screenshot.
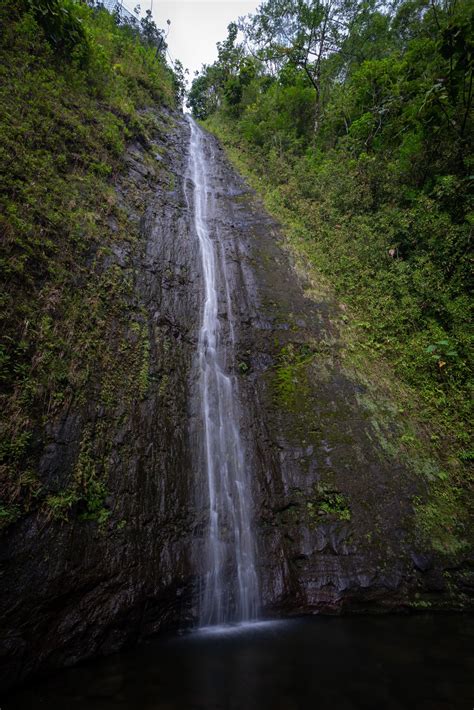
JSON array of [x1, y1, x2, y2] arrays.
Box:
[[0, 112, 202, 688]]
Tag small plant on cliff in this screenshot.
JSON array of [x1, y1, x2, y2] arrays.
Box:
[[425, 340, 459, 371], [46, 490, 80, 522], [314, 484, 351, 522]]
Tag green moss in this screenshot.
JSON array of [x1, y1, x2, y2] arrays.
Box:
[[158, 373, 170, 398], [139, 331, 151, 399], [166, 171, 176, 191], [74, 425, 97, 487], [44, 424, 111, 524], [413, 483, 469, 556], [273, 342, 315, 412], [355, 378, 472, 555], [274, 484, 351, 530]]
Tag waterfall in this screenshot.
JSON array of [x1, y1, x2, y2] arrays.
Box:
[[186, 117, 259, 626]]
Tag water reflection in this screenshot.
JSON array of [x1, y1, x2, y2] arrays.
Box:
[[5, 615, 474, 709]]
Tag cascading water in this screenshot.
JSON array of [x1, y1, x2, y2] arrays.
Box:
[[186, 116, 259, 626]]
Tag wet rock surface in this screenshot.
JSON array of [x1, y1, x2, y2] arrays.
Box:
[[0, 110, 199, 689], [0, 115, 472, 691]]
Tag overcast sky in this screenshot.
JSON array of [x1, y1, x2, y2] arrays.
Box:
[[150, 1, 260, 80]]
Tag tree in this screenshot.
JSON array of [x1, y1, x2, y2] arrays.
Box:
[[172, 59, 188, 104], [241, 0, 360, 132], [140, 9, 166, 54], [187, 65, 222, 119]]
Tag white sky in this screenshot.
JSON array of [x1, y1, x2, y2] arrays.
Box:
[[150, 1, 260, 79]]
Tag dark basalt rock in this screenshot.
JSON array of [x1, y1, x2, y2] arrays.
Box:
[[412, 552, 433, 572], [0, 113, 472, 692], [0, 111, 199, 689]]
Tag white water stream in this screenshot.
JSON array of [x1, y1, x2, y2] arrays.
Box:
[[186, 117, 259, 626]]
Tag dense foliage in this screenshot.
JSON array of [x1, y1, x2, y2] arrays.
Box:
[[0, 0, 177, 525], [189, 0, 473, 449], [189, 0, 473, 550]]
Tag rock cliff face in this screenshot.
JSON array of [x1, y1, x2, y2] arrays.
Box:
[[0, 110, 199, 688], [1, 111, 472, 690]]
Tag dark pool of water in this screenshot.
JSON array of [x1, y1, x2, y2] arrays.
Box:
[[5, 614, 474, 709]]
